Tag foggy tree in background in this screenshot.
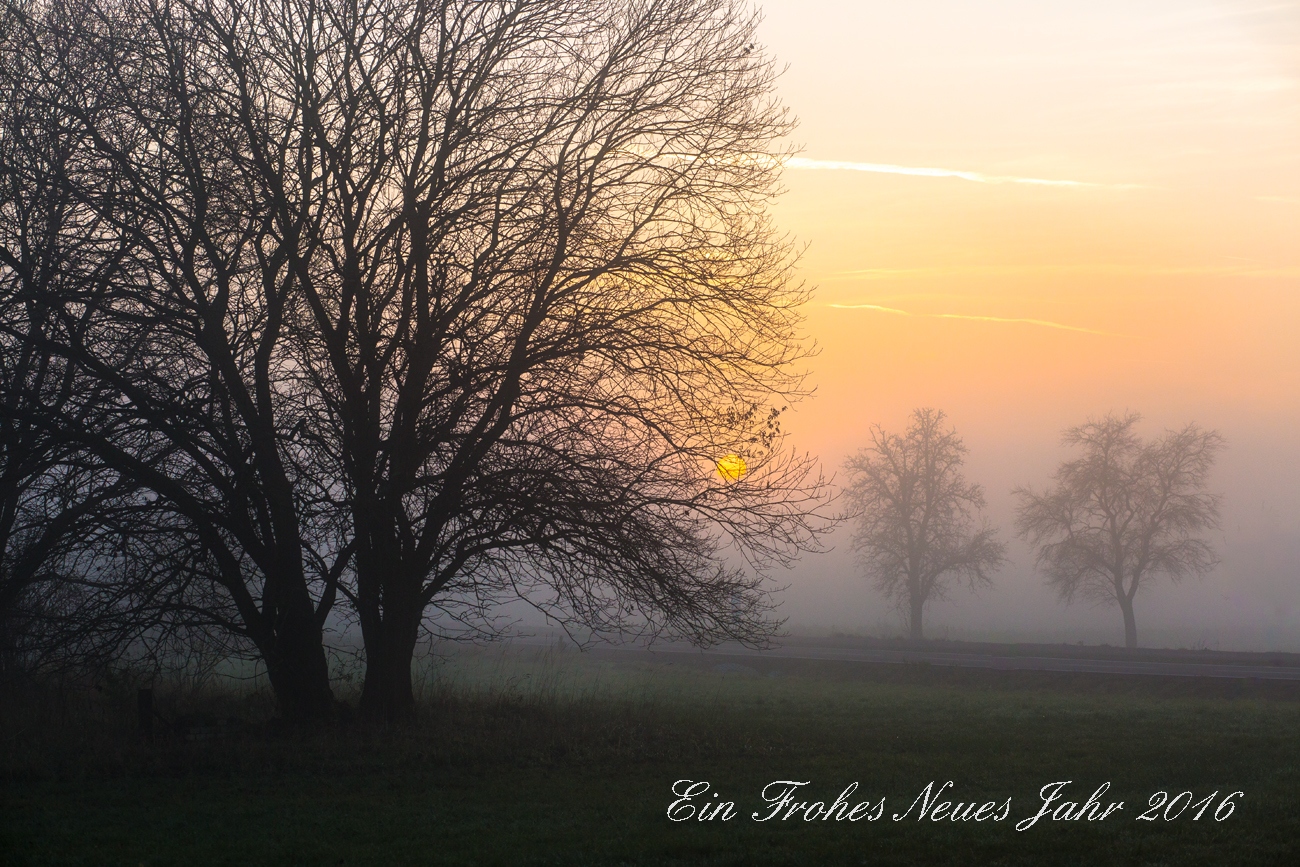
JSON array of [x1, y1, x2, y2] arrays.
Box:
[[2, 0, 826, 722], [1015, 412, 1223, 650], [842, 408, 1004, 640]]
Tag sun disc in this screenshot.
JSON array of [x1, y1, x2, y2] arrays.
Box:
[[716, 454, 747, 481]]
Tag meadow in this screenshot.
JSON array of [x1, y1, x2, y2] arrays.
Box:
[[2, 643, 1297, 866]]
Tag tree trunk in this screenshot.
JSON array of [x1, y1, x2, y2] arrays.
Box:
[[356, 556, 422, 724], [262, 609, 335, 723], [358, 610, 420, 725], [1119, 597, 1138, 649], [353, 525, 422, 724], [909, 593, 924, 640]]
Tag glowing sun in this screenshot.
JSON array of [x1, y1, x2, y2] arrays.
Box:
[[716, 454, 747, 481]]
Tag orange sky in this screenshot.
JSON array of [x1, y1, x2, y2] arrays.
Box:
[[749, 0, 1300, 648]]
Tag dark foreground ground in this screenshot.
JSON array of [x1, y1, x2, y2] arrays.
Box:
[[2, 644, 1298, 866]]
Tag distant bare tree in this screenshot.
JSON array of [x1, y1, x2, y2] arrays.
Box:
[[1015, 412, 1224, 649], [842, 409, 1005, 640]]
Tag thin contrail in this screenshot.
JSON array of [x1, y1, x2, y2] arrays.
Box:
[[827, 303, 1123, 336], [786, 157, 1136, 188]]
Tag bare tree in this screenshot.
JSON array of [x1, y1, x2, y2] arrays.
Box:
[[4, 0, 348, 719], [1, 0, 147, 674], [228, 0, 824, 721], [6, 0, 827, 722], [842, 409, 1004, 640], [1015, 412, 1223, 649], [274, 0, 822, 722]]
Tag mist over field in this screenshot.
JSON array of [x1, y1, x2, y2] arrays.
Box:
[[729, 0, 1300, 652], [502, 415, 1300, 652], [3, 4, 1298, 866]]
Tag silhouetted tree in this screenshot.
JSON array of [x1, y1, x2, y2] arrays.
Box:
[[842, 409, 1004, 640], [1015, 412, 1223, 649], [1, 2, 144, 674], [5, 0, 826, 722], [2, 0, 350, 719], [269, 0, 822, 722]]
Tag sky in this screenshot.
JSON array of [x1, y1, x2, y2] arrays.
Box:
[[750, 0, 1300, 649]]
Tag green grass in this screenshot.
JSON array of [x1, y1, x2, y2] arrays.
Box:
[[2, 646, 1298, 866]]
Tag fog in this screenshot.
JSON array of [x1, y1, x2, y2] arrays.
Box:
[[775, 417, 1300, 651], [733, 0, 1300, 653]]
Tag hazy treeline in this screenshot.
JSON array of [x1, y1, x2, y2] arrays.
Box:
[[842, 409, 1224, 649]]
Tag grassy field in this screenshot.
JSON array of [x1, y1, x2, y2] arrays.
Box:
[[2, 644, 1298, 866]]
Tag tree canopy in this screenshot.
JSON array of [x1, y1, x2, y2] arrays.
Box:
[[1015, 412, 1224, 649], [0, 0, 827, 720], [842, 408, 1004, 640]]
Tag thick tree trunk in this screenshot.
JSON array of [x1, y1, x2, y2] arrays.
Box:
[[355, 552, 422, 724], [1119, 597, 1138, 649], [249, 551, 337, 723], [358, 610, 420, 724], [909, 593, 924, 640], [262, 607, 335, 723]]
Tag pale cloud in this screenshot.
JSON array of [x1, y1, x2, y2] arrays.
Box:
[[785, 157, 1139, 188], [827, 303, 1124, 337]]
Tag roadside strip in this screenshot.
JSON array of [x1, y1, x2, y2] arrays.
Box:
[[507, 638, 1300, 681]]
